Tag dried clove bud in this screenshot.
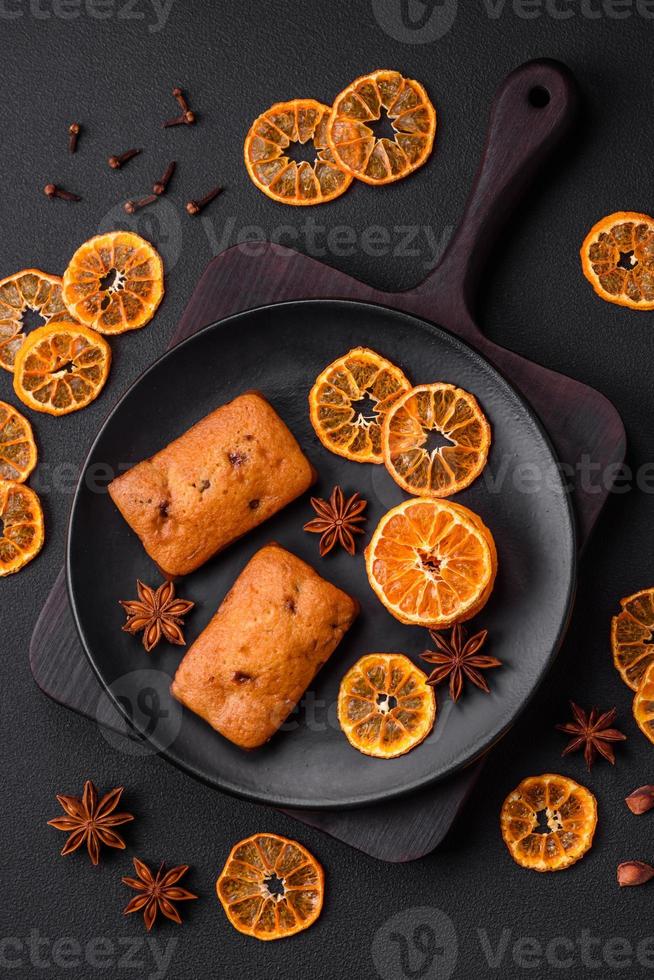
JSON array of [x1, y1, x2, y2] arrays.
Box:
[[153, 160, 176, 195], [68, 122, 80, 153], [625, 785, 654, 815], [172, 86, 190, 111], [617, 861, 654, 887], [108, 148, 142, 170], [44, 183, 81, 202], [163, 86, 197, 127], [186, 184, 222, 215], [123, 194, 157, 214], [163, 110, 195, 127]]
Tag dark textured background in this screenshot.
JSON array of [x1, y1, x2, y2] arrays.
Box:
[[2, 2, 654, 977]]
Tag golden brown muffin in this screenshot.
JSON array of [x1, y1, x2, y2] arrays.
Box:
[[108, 393, 315, 577], [171, 544, 358, 749]]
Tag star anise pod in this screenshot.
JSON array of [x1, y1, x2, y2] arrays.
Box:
[[122, 857, 198, 931], [303, 485, 367, 556], [556, 702, 626, 770], [47, 780, 134, 865], [120, 580, 194, 653], [420, 623, 501, 702]]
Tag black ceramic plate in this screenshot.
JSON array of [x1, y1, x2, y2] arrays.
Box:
[[68, 299, 575, 809]]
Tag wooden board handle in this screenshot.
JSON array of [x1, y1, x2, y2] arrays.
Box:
[[414, 59, 579, 333]]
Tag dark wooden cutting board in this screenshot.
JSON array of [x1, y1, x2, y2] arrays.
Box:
[[30, 59, 625, 861]]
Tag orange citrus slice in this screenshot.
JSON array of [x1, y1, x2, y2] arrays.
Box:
[[216, 833, 324, 941], [338, 653, 436, 758], [365, 498, 497, 628], [383, 383, 491, 497], [633, 660, 654, 744], [0, 269, 77, 372], [501, 774, 597, 872], [244, 99, 353, 205], [0, 401, 37, 482], [580, 211, 654, 309], [0, 479, 44, 576], [326, 70, 436, 185], [62, 231, 164, 334], [13, 323, 111, 416], [611, 588, 654, 691], [309, 347, 411, 463]]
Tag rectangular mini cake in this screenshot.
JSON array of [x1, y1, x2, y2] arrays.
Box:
[[108, 392, 315, 577], [171, 544, 359, 749]]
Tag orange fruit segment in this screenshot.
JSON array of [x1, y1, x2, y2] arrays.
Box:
[[216, 833, 324, 941], [62, 231, 164, 334], [13, 323, 111, 416], [0, 401, 37, 482], [612, 588, 654, 691], [632, 660, 654, 744], [501, 774, 597, 872], [338, 653, 436, 758], [580, 211, 654, 309], [0, 269, 77, 372], [365, 498, 497, 628], [244, 99, 353, 205], [309, 347, 411, 463], [383, 383, 491, 497], [326, 70, 436, 185], [0, 479, 44, 575]]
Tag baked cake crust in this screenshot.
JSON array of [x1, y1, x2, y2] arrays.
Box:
[[108, 393, 315, 577], [171, 544, 359, 749]]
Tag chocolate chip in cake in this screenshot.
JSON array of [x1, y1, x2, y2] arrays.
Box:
[[233, 671, 253, 684], [198, 479, 211, 492], [228, 451, 248, 467], [248, 499, 260, 510], [284, 598, 296, 614]]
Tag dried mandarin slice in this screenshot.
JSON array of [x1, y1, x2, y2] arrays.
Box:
[[0, 401, 37, 482], [501, 774, 597, 872], [338, 653, 436, 758], [327, 70, 436, 185], [0, 269, 77, 372], [383, 383, 491, 497], [581, 211, 654, 309], [0, 479, 44, 575], [365, 498, 497, 628], [13, 323, 111, 416], [62, 231, 164, 334], [633, 660, 654, 744], [244, 99, 353, 205], [216, 833, 324, 940], [612, 588, 654, 690], [309, 347, 411, 463]]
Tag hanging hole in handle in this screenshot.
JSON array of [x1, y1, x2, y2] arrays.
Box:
[[528, 85, 551, 108]]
